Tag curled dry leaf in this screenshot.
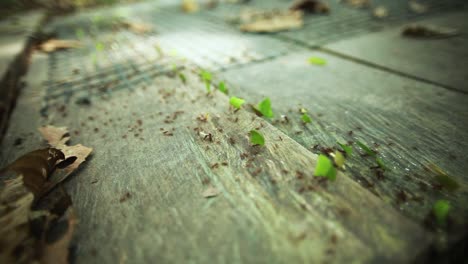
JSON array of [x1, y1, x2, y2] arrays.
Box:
[[202, 185, 220, 198], [402, 24, 459, 39], [39, 39, 82, 53], [290, 0, 330, 14], [240, 10, 304, 33], [38, 125, 93, 194]]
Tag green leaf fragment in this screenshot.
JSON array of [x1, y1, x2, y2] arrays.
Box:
[[229, 97, 245, 109], [200, 70, 212, 93], [433, 200, 450, 226], [314, 154, 337, 181], [95, 42, 104, 52], [301, 113, 312, 124], [308, 56, 326, 66], [250, 130, 265, 146], [178, 73, 186, 84], [356, 140, 376, 157], [337, 142, 353, 156], [75, 28, 85, 39], [376, 157, 388, 170], [218, 81, 228, 94], [334, 151, 345, 168], [429, 164, 460, 192], [257, 97, 274, 118]]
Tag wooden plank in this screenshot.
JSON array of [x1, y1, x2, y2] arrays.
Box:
[[0, 54, 430, 263], [326, 11, 468, 92], [218, 51, 468, 233]]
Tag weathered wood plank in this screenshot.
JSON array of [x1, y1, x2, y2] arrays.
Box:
[[0, 54, 430, 263], [326, 11, 468, 92], [219, 50, 468, 232]]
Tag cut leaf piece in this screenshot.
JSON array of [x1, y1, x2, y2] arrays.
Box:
[[218, 81, 228, 94], [428, 164, 460, 192], [337, 142, 353, 156], [308, 56, 326, 65], [356, 140, 376, 156], [257, 97, 274, 118], [301, 113, 312, 123], [250, 130, 265, 146], [179, 73, 186, 84], [433, 200, 450, 226], [314, 154, 336, 181], [334, 151, 345, 168], [229, 97, 245, 109], [376, 157, 388, 170], [200, 70, 212, 93]]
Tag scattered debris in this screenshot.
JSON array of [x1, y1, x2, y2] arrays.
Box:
[[409, 1, 428, 14], [402, 24, 459, 39], [240, 10, 304, 33], [202, 185, 220, 198], [39, 39, 82, 53], [290, 0, 330, 14], [119, 192, 131, 202], [373, 6, 388, 18]]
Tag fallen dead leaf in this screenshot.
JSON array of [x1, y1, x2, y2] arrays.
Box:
[[202, 185, 220, 198], [402, 24, 459, 39], [122, 21, 153, 34], [409, 1, 428, 14], [290, 0, 330, 14], [39, 39, 81, 53], [38, 125, 93, 194], [373, 6, 388, 18], [240, 10, 304, 33], [182, 0, 199, 13]]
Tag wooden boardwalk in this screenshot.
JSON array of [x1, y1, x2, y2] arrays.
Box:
[[1, 0, 467, 263]]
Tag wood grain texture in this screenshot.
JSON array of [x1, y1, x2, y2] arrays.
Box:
[[326, 11, 468, 92], [0, 55, 430, 263], [219, 50, 468, 231]]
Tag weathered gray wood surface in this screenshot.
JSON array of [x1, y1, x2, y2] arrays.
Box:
[[326, 11, 468, 92], [0, 54, 431, 263], [219, 51, 468, 228]]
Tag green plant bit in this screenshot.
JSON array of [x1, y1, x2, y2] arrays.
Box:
[[356, 140, 376, 156], [218, 81, 228, 94], [334, 151, 345, 168], [257, 97, 274, 118], [229, 97, 245, 109], [95, 42, 104, 52], [75, 28, 85, 39], [299, 108, 308, 114], [308, 56, 326, 66], [154, 44, 164, 57], [337, 142, 353, 156], [376, 157, 388, 170], [429, 164, 460, 192], [301, 113, 312, 124], [250, 130, 265, 146], [314, 154, 336, 181], [179, 73, 186, 84], [200, 70, 212, 93], [433, 200, 450, 226]]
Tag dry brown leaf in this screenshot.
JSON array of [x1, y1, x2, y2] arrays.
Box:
[[122, 21, 153, 34], [409, 1, 428, 14], [373, 6, 388, 18], [39, 39, 81, 53], [40, 209, 77, 264], [182, 0, 199, 13], [202, 185, 220, 198], [290, 0, 330, 14], [240, 10, 304, 33], [402, 24, 459, 39], [38, 125, 93, 193]]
